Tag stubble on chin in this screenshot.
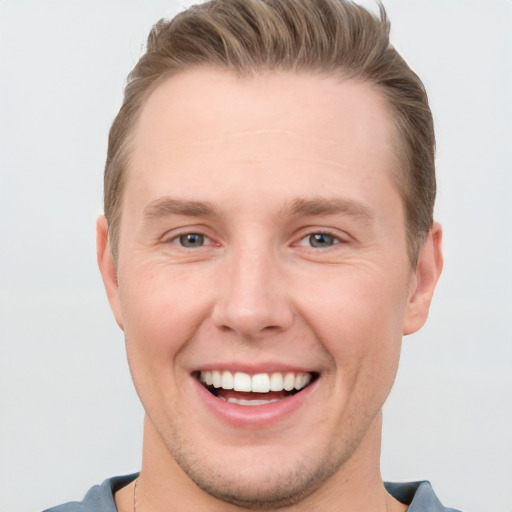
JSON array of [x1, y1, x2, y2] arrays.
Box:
[[163, 422, 365, 510]]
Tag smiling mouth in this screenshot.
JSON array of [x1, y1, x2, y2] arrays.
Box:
[[196, 370, 318, 406]]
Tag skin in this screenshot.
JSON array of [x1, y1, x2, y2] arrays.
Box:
[[97, 68, 443, 511]]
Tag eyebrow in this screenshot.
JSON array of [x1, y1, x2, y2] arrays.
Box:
[[288, 197, 374, 222], [142, 195, 374, 223], [143, 197, 222, 221]]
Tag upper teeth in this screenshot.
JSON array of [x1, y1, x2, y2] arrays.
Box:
[[199, 371, 311, 393]]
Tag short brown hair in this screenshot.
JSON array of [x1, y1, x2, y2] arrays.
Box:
[[104, 0, 435, 265]]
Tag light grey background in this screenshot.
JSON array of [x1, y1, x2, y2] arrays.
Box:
[[1, 1, 511, 511]]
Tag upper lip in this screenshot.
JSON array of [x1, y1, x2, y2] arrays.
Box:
[[192, 363, 317, 374]]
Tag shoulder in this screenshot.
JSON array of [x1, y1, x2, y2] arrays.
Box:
[[42, 474, 138, 512], [385, 481, 463, 512]]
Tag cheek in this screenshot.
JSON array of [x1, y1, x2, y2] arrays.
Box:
[[118, 263, 213, 378], [295, 264, 408, 377]]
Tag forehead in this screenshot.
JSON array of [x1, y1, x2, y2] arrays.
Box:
[[126, 68, 400, 209]]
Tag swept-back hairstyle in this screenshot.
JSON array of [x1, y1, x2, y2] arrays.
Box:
[[105, 0, 435, 264]]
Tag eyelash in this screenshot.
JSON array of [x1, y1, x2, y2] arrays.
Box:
[[168, 232, 214, 248], [295, 231, 344, 249]]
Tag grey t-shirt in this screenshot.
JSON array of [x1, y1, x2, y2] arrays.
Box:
[[43, 474, 463, 511]]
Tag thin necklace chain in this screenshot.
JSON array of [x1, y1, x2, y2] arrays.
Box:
[[133, 477, 139, 512]]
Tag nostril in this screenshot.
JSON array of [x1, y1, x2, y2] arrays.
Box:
[[214, 318, 288, 339], [261, 325, 281, 333]]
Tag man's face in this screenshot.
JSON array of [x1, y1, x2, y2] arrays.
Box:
[[99, 69, 436, 507]]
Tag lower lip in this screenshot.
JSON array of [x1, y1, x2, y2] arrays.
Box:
[[193, 377, 317, 429]]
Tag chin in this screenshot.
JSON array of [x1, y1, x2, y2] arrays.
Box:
[[163, 424, 359, 510], [178, 455, 339, 509]]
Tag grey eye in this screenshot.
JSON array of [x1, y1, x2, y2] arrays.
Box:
[[179, 233, 205, 247], [308, 233, 336, 247]]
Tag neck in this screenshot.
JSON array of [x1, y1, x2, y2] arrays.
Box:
[[115, 413, 406, 512]]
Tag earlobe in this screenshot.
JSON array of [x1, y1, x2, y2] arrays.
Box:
[[403, 222, 443, 336], [96, 215, 124, 331]]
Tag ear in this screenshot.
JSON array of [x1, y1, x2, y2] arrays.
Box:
[[403, 222, 443, 335], [96, 215, 124, 330]]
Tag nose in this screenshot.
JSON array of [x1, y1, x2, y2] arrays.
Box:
[[211, 246, 294, 339]]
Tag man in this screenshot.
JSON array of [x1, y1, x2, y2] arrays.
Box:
[[46, 0, 457, 510]]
